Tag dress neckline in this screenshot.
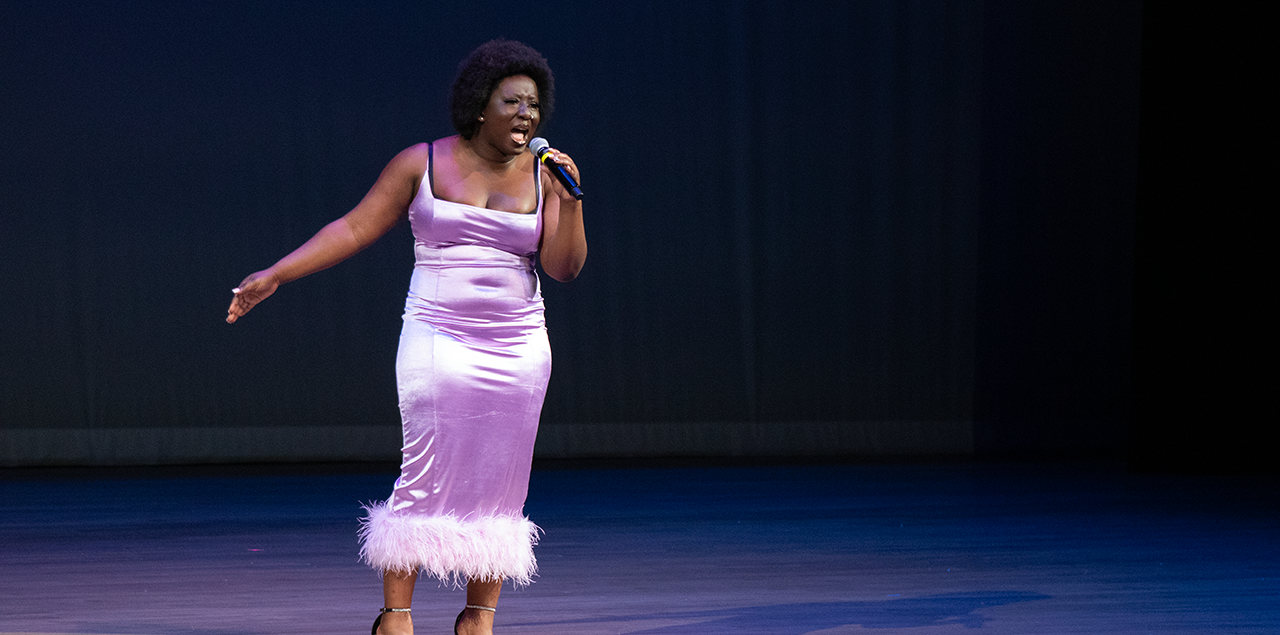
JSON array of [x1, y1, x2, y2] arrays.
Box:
[[428, 142, 540, 216]]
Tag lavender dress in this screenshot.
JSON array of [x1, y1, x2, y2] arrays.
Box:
[[359, 144, 548, 587]]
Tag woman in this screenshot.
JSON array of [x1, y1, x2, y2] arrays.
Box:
[[225, 40, 586, 635]]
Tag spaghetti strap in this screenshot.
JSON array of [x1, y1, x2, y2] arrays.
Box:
[[534, 151, 543, 216], [427, 142, 435, 198]]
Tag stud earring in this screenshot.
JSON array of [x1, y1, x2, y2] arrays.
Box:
[[478, 116, 485, 122]]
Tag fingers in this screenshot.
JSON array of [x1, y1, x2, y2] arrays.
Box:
[[543, 147, 580, 181], [227, 290, 248, 323], [226, 271, 279, 324], [227, 294, 261, 322], [226, 284, 259, 324], [544, 148, 571, 165]]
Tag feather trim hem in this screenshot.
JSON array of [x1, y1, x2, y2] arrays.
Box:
[[358, 500, 541, 588]]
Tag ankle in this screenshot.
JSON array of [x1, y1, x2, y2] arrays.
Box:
[[378, 609, 412, 632], [456, 606, 495, 633]]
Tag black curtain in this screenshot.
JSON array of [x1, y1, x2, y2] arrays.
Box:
[[0, 1, 1138, 461]]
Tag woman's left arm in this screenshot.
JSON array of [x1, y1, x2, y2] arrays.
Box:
[[538, 150, 588, 282]]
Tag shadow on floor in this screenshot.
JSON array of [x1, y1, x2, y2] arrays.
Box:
[[507, 591, 1051, 633]]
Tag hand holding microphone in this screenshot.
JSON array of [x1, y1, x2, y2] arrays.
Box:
[[529, 137, 584, 200]]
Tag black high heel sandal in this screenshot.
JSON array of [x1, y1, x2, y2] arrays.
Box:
[[454, 604, 496, 635], [371, 607, 410, 635]]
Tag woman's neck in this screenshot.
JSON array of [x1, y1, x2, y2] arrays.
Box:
[[457, 135, 523, 170]]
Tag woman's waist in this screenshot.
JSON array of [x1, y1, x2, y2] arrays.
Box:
[[413, 242, 536, 270], [402, 294, 545, 335], [405, 267, 543, 322]]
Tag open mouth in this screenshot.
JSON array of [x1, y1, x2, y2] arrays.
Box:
[[511, 126, 530, 145]]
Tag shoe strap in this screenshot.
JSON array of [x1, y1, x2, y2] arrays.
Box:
[[380, 607, 411, 613], [465, 604, 496, 612]]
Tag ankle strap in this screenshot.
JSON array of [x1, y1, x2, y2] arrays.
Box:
[[465, 604, 496, 612], [380, 607, 411, 613]]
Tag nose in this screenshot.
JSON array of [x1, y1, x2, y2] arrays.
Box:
[[517, 103, 532, 118]]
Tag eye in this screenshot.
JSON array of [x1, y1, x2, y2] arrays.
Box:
[[530, 103, 540, 110]]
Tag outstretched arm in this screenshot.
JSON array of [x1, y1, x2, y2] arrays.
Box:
[[226, 144, 428, 323], [538, 148, 587, 282]]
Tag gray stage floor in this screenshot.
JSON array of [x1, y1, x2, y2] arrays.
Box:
[[1, 460, 1276, 634]]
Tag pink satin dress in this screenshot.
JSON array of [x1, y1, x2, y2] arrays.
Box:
[[359, 144, 548, 587]]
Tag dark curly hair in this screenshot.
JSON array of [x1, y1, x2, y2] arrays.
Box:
[[450, 40, 555, 140]]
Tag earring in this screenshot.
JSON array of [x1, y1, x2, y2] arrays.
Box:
[[478, 116, 485, 122]]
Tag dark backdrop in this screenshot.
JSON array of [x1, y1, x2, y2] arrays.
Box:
[[1130, 4, 1273, 474], [1, 1, 1138, 462]]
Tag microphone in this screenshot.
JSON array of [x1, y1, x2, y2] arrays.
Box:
[[529, 137, 584, 200]]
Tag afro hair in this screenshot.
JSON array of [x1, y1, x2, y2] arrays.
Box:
[[450, 40, 555, 140]]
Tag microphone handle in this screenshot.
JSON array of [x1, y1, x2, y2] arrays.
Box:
[[539, 152, 584, 200]]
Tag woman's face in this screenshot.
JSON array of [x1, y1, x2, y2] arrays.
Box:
[[477, 74, 540, 154]]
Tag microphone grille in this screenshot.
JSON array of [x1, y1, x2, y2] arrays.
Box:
[[528, 137, 550, 155]]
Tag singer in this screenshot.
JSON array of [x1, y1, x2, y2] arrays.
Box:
[[225, 40, 586, 635]]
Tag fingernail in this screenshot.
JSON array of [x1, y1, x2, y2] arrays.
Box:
[[232, 288, 242, 293]]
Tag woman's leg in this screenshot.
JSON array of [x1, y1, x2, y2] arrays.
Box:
[[455, 578, 501, 634], [377, 569, 418, 634]]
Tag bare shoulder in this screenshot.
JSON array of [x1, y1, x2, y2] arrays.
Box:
[[432, 134, 462, 148], [387, 142, 431, 175], [427, 135, 465, 157]]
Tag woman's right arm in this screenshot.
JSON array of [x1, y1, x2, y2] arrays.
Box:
[[226, 143, 429, 324]]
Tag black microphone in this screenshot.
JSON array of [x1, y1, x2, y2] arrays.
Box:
[[529, 137, 584, 200]]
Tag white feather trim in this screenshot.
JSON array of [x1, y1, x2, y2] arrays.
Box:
[[358, 500, 541, 588]]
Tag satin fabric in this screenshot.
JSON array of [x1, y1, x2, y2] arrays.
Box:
[[359, 146, 548, 587]]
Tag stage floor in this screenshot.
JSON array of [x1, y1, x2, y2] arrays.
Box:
[[1, 460, 1276, 634]]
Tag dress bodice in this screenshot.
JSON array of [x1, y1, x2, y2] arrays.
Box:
[[401, 142, 546, 330], [406, 143, 543, 266]]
